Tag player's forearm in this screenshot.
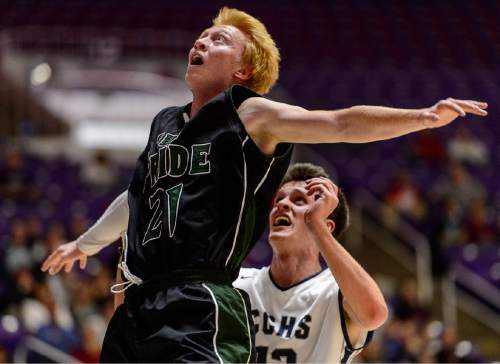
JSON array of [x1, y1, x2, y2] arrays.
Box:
[[76, 190, 129, 255], [327, 105, 426, 143], [309, 221, 388, 330], [269, 106, 427, 146]]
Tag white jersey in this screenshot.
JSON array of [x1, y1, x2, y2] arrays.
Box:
[[234, 267, 372, 363]]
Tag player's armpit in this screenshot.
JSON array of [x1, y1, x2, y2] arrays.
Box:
[[342, 299, 363, 346]]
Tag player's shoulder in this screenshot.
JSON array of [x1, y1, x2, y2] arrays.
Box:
[[237, 267, 263, 280], [233, 266, 265, 289], [155, 105, 183, 120], [303, 269, 339, 296], [148, 106, 184, 136]]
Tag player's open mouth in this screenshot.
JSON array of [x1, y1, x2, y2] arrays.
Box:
[[273, 215, 291, 227], [190, 54, 204, 65]]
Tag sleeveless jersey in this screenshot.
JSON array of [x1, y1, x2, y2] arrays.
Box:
[[234, 267, 373, 363], [124, 85, 292, 281]]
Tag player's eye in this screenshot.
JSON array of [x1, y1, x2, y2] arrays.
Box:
[[293, 197, 305, 205]]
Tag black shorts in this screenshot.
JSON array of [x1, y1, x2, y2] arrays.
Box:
[[100, 273, 256, 363]]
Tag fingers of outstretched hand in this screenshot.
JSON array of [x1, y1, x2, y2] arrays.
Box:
[[64, 260, 75, 273], [449, 99, 488, 116], [466, 100, 488, 108], [440, 100, 466, 117], [43, 249, 72, 275], [449, 98, 488, 109], [41, 249, 62, 272], [49, 256, 67, 275]]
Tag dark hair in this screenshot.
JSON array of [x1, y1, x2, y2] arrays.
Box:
[[281, 163, 350, 239]]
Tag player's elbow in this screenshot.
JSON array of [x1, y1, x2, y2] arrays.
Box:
[[361, 299, 389, 331]]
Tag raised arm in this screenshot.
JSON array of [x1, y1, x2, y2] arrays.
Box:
[[304, 178, 388, 338], [238, 97, 488, 155], [41, 190, 129, 275]]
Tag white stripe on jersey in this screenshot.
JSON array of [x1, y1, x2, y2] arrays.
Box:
[[234, 267, 370, 363], [202, 283, 224, 364], [234, 288, 253, 364], [225, 136, 249, 267], [254, 158, 275, 195]]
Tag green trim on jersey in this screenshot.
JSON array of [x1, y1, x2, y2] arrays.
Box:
[[206, 283, 252, 364]]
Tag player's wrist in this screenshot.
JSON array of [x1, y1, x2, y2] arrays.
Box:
[[306, 217, 330, 235]]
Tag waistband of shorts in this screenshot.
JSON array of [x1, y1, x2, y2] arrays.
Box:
[[125, 269, 233, 298]]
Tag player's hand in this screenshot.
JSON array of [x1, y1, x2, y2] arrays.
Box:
[[304, 177, 339, 225], [420, 98, 487, 129], [41, 241, 87, 275]]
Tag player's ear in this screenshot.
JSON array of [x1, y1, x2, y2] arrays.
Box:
[[234, 65, 252, 82], [326, 219, 335, 234]]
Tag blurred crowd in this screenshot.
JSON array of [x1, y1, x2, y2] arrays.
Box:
[[381, 125, 498, 277], [359, 278, 485, 363], [0, 146, 121, 363]]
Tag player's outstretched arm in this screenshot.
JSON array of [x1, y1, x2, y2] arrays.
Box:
[[238, 97, 487, 155], [41, 190, 129, 275], [303, 178, 388, 333]]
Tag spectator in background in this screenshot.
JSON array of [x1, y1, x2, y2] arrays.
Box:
[[43, 222, 67, 255], [382, 171, 427, 228], [430, 198, 466, 277], [0, 147, 38, 203], [380, 319, 417, 362], [25, 215, 43, 246], [72, 317, 104, 363], [434, 198, 467, 247], [4, 220, 33, 275], [432, 162, 485, 213], [67, 213, 90, 242], [19, 279, 75, 334], [9, 268, 36, 306], [464, 200, 497, 244], [80, 150, 118, 191], [448, 125, 489, 166], [36, 309, 79, 358], [390, 277, 429, 322], [412, 129, 446, 164], [435, 326, 459, 363]]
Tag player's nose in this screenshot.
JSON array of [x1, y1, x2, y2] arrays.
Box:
[[276, 198, 291, 211], [194, 38, 208, 51]]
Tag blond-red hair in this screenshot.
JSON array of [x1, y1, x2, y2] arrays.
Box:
[[213, 7, 280, 95]]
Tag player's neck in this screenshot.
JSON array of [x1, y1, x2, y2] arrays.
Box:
[[270, 253, 322, 288], [190, 86, 226, 118]]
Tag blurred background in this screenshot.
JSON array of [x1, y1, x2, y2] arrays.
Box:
[[0, 0, 499, 362]]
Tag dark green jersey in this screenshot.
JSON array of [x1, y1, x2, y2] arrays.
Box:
[[125, 85, 292, 281]]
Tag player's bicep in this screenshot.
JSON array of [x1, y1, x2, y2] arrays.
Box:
[[238, 97, 343, 147]]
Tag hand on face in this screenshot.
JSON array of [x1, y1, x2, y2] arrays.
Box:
[[304, 177, 339, 226], [420, 98, 487, 129]]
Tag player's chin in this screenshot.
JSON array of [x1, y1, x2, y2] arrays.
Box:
[[185, 67, 204, 83], [268, 228, 293, 241]]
